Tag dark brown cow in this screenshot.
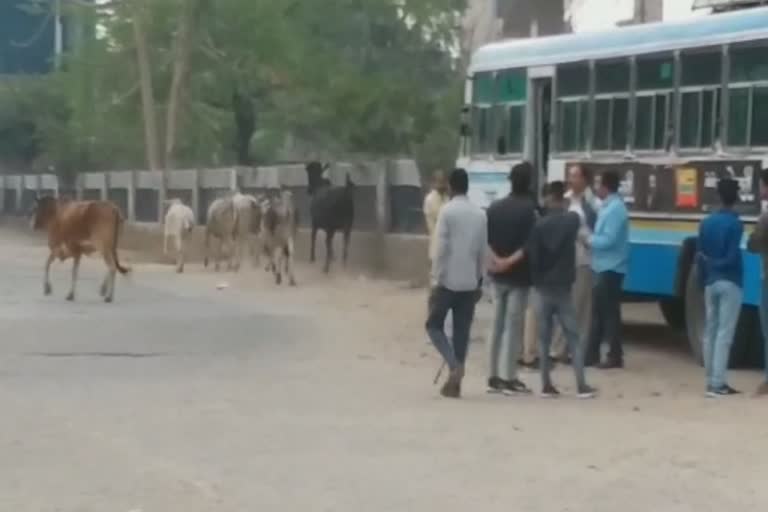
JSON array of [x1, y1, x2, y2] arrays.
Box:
[[31, 196, 131, 303]]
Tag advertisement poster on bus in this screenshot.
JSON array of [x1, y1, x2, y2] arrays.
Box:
[[566, 160, 761, 216]]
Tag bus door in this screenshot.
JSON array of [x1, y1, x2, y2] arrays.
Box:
[[528, 66, 553, 194]]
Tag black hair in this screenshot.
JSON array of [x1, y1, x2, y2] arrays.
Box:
[[449, 168, 469, 195], [600, 170, 620, 193], [547, 181, 566, 201], [717, 178, 740, 207], [510, 161, 533, 195]]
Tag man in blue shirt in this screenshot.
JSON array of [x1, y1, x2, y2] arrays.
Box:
[[585, 170, 630, 369], [698, 178, 743, 397]]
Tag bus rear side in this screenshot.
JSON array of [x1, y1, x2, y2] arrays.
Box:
[[460, 9, 768, 366]]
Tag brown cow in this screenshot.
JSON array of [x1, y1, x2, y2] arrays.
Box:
[[31, 196, 131, 303]]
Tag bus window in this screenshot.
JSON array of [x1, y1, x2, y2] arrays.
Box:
[[635, 54, 674, 151], [470, 69, 526, 155], [556, 62, 589, 152], [593, 59, 630, 151], [727, 41, 768, 148], [680, 49, 722, 150]]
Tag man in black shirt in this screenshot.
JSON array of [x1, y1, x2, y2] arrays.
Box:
[[492, 182, 596, 399], [484, 162, 537, 394]]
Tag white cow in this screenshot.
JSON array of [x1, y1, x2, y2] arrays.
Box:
[[163, 199, 195, 273], [260, 189, 297, 286]]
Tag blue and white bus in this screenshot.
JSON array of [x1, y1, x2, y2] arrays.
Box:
[[459, 7, 768, 366]]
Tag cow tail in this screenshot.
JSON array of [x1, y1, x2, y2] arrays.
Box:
[[112, 208, 131, 275]]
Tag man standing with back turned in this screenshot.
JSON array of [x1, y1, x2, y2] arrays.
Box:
[[492, 182, 597, 398], [698, 178, 743, 397], [485, 162, 536, 394], [425, 168, 487, 398], [585, 170, 630, 369]]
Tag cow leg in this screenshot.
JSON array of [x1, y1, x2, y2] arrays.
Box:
[[286, 240, 297, 287], [272, 246, 282, 285], [99, 274, 109, 297], [324, 230, 335, 274], [310, 226, 318, 263], [203, 229, 211, 268], [175, 234, 184, 273], [101, 250, 118, 303], [43, 252, 55, 296], [65, 253, 82, 302], [342, 227, 351, 267], [214, 239, 222, 272]]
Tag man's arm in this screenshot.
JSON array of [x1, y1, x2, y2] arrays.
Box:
[[476, 214, 488, 285], [748, 213, 768, 253], [431, 208, 449, 285], [590, 205, 624, 250]]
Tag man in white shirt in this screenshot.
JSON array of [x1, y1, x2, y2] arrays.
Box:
[[424, 170, 449, 265], [550, 164, 598, 362]]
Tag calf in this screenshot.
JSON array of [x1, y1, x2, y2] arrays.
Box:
[[306, 161, 355, 273], [31, 196, 130, 303], [163, 199, 195, 273], [260, 190, 297, 286]]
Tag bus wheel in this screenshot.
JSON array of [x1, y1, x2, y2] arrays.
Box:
[[684, 265, 704, 365], [659, 299, 685, 330], [686, 265, 762, 368]]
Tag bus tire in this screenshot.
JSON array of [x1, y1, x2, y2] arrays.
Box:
[[686, 264, 761, 368], [659, 299, 685, 330]]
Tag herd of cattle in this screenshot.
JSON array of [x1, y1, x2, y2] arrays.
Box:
[[29, 162, 357, 303]]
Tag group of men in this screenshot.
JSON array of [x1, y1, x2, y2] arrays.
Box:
[[423, 162, 768, 400], [423, 163, 629, 399]]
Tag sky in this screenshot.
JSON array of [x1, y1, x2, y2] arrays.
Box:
[[571, 0, 706, 31]]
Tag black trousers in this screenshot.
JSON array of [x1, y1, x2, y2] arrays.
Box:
[[425, 286, 477, 369], [585, 271, 625, 363]]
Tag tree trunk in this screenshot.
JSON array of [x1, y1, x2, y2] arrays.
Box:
[[164, 0, 201, 171], [131, 3, 161, 174], [131, 1, 163, 219]]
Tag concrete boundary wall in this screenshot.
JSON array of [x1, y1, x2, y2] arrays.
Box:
[[0, 160, 426, 235], [0, 215, 430, 284]]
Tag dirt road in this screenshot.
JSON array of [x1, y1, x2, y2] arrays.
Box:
[[2, 227, 767, 511]]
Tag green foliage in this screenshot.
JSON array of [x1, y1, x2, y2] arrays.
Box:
[[2, 0, 465, 175]]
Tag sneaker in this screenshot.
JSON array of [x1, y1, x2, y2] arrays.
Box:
[[706, 385, 742, 398], [486, 376, 505, 394], [503, 378, 532, 396], [576, 385, 597, 399], [754, 381, 768, 397], [541, 383, 560, 398]]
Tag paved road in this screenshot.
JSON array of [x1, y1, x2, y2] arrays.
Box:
[[2, 228, 768, 512]]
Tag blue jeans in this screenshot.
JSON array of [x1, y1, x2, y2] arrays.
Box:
[[759, 280, 768, 382], [488, 283, 528, 380], [703, 280, 743, 389], [535, 286, 588, 390]]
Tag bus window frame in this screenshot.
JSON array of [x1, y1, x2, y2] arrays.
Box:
[[552, 60, 592, 158], [591, 57, 632, 156], [467, 70, 527, 159], [676, 45, 724, 155], [632, 52, 675, 156], [724, 39, 768, 153]]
